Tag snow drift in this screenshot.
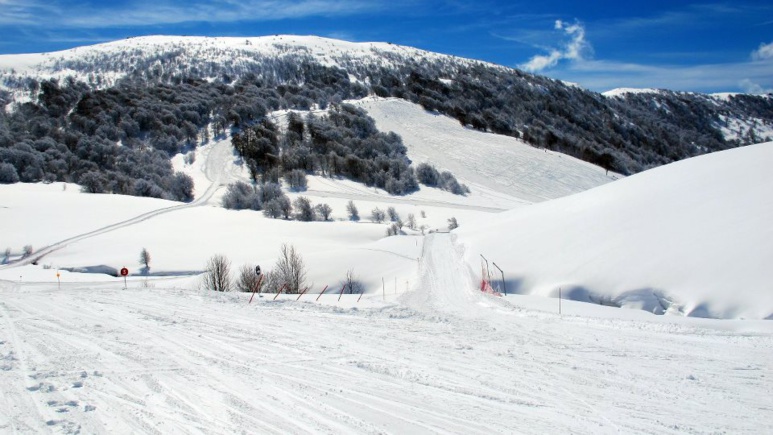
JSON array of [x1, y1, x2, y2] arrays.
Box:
[[457, 141, 773, 319]]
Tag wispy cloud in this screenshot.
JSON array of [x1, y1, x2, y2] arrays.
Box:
[[0, 0, 389, 28], [519, 20, 590, 72], [546, 54, 773, 94]]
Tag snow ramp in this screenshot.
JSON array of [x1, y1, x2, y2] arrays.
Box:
[[403, 233, 507, 318]]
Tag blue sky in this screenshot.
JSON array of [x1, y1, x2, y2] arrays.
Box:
[[1, 0, 772, 93]]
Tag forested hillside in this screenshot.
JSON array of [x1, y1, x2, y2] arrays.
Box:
[[1, 36, 771, 199]]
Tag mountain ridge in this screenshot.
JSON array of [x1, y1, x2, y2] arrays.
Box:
[[1, 34, 772, 197]]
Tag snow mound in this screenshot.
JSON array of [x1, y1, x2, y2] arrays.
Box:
[[457, 141, 773, 319]]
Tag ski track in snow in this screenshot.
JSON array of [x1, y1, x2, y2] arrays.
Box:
[[0, 234, 770, 433]]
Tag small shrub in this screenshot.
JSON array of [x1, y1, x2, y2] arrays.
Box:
[[204, 254, 231, 292], [346, 200, 359, 221], [371, 207, 386, 223], [237, 264, 263, 293], [315, 203, 333, 221]]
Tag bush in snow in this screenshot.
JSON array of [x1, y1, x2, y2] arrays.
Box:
[[341, 269, 364, 294], [237, 264, 263, 293], [272, 244, 306, 294], [284, 169, 308, 191], [294, 196, 315, 221], [0, 163, 19, 184], [387, 206, 399, 222], [315, 203, 333, 221], [371, 207, 386, 223], [346, 200, 359, 221], [447, 217, 459, 230], [204, 254, 231, 292]]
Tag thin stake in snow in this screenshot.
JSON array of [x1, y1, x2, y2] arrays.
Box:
[[296, 286, 310, 301], [492, 262, 505, 295], [559, 287, 562, 315], [273, 283, 287, 301], [248, 274, 264, 304], [315, 285, 329, 301], [337, 284, 346, 302], [357, 287, 364, 302]]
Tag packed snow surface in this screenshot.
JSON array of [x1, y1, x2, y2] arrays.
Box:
[[0, 95, 770, 432]]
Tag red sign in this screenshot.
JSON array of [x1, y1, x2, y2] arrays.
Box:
[[120, 267, 129, 277]]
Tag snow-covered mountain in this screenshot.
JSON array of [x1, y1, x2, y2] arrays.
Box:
[[2, 35, 772, 182]]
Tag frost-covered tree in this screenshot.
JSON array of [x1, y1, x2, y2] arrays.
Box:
[[204, 254, 231, 292], [139, 248, 151, 271], [294, 196, 315, 221], [371, 207, 386, 223], [315, 203, 332, 221], [346, 200, 359, 221]]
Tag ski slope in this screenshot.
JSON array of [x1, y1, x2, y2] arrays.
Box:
[[354, 98, 617, 205], [0, 98, 771, 432], [1, 234, 770, 433]]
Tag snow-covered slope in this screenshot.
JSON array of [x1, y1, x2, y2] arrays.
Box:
[[0, 34, 490, 100], [355, 98, 617, 204], [458, 141, 773, 319]]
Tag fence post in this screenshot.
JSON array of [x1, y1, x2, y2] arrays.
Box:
[[337, 284, 346, 302], [249, 274, 264, 304], [296, 286, 310, 301], [273, 283, 287, 301], [315, 285, 329, 301], [492, 262, 505, 295]]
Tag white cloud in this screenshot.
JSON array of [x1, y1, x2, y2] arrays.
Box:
[[520, 20, 590, 72], [739, 79, 773, 95], [752, 42, 773, 61]]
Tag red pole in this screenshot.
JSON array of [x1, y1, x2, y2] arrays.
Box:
[[337, 284, 346, 302], [315, 285, 329, 301], [273, 283, 287, 301], [296, 286, 310, 301], [248, 274, 264, 304]]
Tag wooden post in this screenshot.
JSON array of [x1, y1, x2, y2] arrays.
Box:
[[357, 287, 364, 302], [296, 286, 310, 301], [315, 285, 329, 301], [248, 274, 264, 304], [337, 284, 346, 302], [273, 283, 287, 301]]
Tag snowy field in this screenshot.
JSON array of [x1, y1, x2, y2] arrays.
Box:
[[1, 99, 771, 433]]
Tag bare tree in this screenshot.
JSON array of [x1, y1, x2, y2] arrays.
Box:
[[371, 207, 386, 223], [139, 248, 151, 272], [346, 200, 359, 221], [315, 203, 333, 221], [204, 254, 231, 292], [22, 245, 33, 259], [237, 264, 263, 293], [294, 196, 315, 221], [407, 213, 416, 230], [273, 244, 306, 294], [387, 206, 399, 222], [341, 269, 364, 294]]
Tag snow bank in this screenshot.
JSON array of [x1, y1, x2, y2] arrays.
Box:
[[457, 142, 773, 319]]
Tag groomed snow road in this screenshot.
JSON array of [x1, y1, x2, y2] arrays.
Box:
[[1, 234, 771, 434]]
